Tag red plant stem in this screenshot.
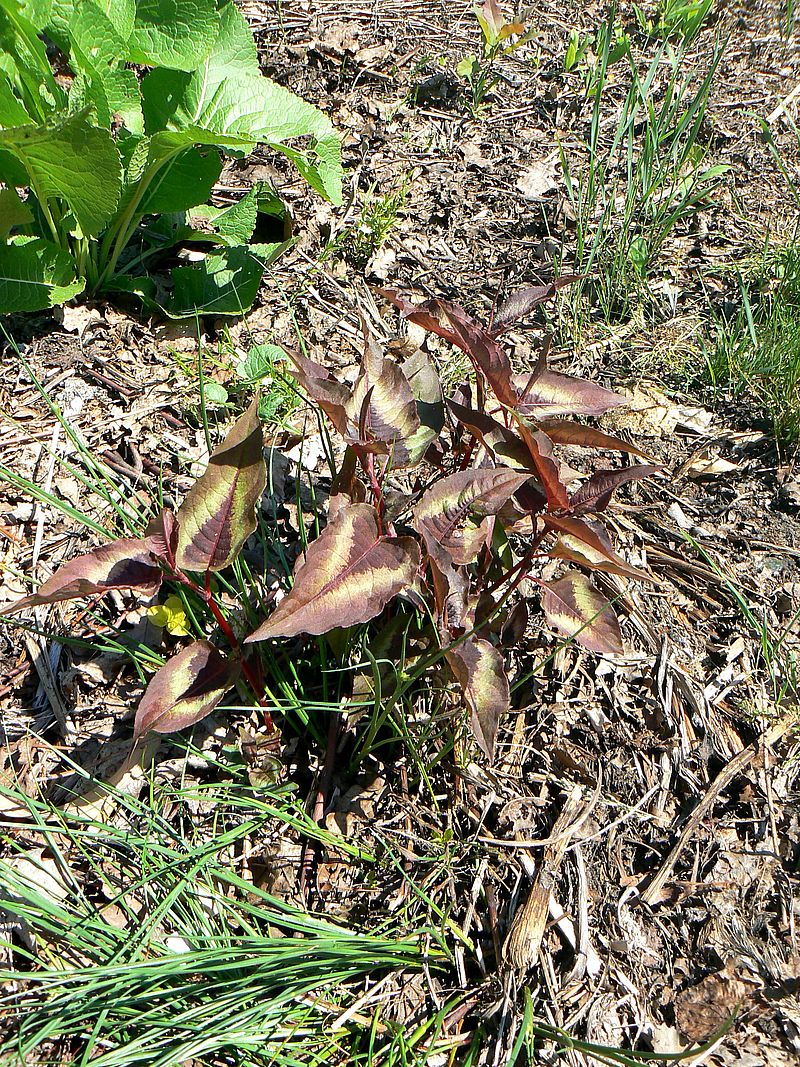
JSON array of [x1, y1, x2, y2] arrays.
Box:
[[174, 567, 274, 733], [487, 528, 548, 597]]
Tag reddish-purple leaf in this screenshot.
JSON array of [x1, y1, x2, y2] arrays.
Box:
[[414, 467, 531, 565], [544, 514, 651, 581], [570, 464, 658, 514], [500, 600, 529, 646], [175, 398, 266, 573], [512, 416, 570, 511], [246, 503, 420, 641], [382, 290, 518, 407], [446, 635, 509, 760], [541, 571, 623, 654], [514, 369, 626, 418], [286, 350, 350, 435], [145, 509, 179, 567], [134, 640, 239, 739], [1, 537, 162, 615], [489, 276, 579, 335], [346, 336, 424, 465], [536, 419, 650, 458], [448, 400, 537, 471]]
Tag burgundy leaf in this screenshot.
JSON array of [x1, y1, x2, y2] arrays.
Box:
[[536, 419, 650, 458], [489, 276, 579, 335], [175, 398, 267, 573], [414, 467, 531, 565], [246, 503, 420, 641], [541, 570, 623, 654], [544, 514, 651, 581], [286, 349, 350, 435], [134, 640, 239, 739], [144, 508, 179, 567], [382, 290, 517, 407], [1, 537, 162, 615], [346, 335, 424, 465], [446, 635, 509, 760], [512, 416, 570, 511], [448, 399, 536, 471], [514, 369, 627, 418], [570, 464, 659, 514]]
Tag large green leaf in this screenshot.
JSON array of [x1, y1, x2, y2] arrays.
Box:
[[0, 71, 33, 126], [0, 110, 122, 235], [126, 0, 219, 71], [0, 236, 83, 311], [138, 145, 222, 214], [168, 242, 288, 318], [175, 398, 266, 573], [0, 0, 64, 120], [141, 1, 342, 203], [0, 186, 32, 237]]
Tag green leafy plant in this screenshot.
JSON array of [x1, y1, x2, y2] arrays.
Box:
[[634, 0, 714, 42], [0, 0, 342, 317], [456, 0, 534, 114], [1, 282, 657, 760]]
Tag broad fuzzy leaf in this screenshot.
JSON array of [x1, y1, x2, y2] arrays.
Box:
[[0, 236, 84, 312], [544, 514, 651, 581], [168, 242, 288, 317], [514, 368, 626, 418], [570, 464, 658, 514], [490, 276, 578, 335], [0, 110, 122, 236], [1, 537, 162, 615], [137, 145, 222, 214], [175, 398, 266, 573], [140, 2, 342, 203], [414, 467, 530, 565], [446, 635, 509, 760], [537, 419, 650, 458], [541, 570, 622, 654], [127, 0, 219, 71], [134, 640, 239, 739], [287, 350, 350, 435], [0, 186, 32, 237], [246, 503, 420, 641], [383, 291, 517, 407]]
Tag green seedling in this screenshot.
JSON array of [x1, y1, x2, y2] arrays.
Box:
[[457, 0, 535, 114]]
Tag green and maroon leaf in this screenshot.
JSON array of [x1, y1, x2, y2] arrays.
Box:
[[382, 290, 517, 407], [144, 508, 179, 567], [511, 415, 570, 510], [544, 514, 651, 581], [448, 400, 535, 470], [246, 503, 420, 641], [514, 369, 626, 418], [536, 420, 650, 458], [446, 635, 509, 760], [346, 336, 423, 465], [133, 640, 239, 739], [1, 538, 163, 615], [570, 464, 658, 514], [489, 276, 579, 335], [175, 398, 266, 573], [414, 467, 530, 565], [286, 350, 350, 435], [540, 570, 623, 654]]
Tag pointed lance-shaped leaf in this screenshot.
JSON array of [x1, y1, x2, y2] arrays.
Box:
[[133, 640, 240, 740], [144, 509, 179, 568], [510, 414, 570, 511], [286, 349, 350, 435], [382, 290, 517, 407], [448, 399, 537, 471], [0, 538, 162, 616], [446, 635, 509, 760], [489, 276, 580, 336], [246, 503, 420, 641], [514, 367, 626, 418], [175, 398, 266, 573], [536, 419, 650, 459], [544, 514, 652, 582], [541, 570, 623, 654], [346, 335, 422, 465], [570, 464, 659, 514], [413, 467, 531, 566]]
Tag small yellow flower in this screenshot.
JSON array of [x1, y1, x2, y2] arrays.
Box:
[[148, 595, 191, 637]]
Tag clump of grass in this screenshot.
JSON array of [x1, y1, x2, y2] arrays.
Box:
[[341, 181, 408, 270], [702, 240, 800, 452]]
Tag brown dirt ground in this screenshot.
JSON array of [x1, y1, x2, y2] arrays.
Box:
[[2, 1, 800, 1063]]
